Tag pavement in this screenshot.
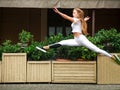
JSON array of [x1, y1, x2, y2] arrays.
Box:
[[0, 84, 120, 90]]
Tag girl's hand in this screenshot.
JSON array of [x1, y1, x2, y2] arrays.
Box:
[[53, 7, 59, 13], [84, 16, 90, 21]]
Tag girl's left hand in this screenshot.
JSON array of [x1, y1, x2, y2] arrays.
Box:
[[84, 16, 90, 21]]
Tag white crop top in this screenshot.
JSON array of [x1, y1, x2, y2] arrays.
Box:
[[71, 17, 82, 33]]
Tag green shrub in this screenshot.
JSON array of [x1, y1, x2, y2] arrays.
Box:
[[24, 41, 56, 61], [2, 40, 21, 53], [19, 29, 33, 43], [44, 33, 65, 44], [1, 28, 119, 61], [94, 28, 120, 52]]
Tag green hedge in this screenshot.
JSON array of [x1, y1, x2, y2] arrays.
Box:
[[0, 28, 120, 61]]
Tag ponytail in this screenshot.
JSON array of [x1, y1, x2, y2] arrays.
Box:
[[81, 19, 88, 35]]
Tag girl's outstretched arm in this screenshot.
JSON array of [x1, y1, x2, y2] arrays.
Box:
[[53, 7, 90, 22], [53, 7, 74, 22]]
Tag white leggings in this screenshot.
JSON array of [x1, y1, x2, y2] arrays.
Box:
[[58, 35, 112, 57]]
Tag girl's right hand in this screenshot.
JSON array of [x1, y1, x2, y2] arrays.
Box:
[[53, 7, 59, 13]]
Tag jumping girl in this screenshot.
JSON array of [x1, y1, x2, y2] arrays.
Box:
[[36, 7, 120, 63]]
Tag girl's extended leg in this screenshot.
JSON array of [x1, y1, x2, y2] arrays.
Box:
[[81, 38, 120, 64], [75, 35, 120, 64], [36, 39, 79, 52], [43, 39, 80, 49], [75, 35, 112, 57]]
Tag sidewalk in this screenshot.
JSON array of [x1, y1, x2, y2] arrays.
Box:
[[0, 84, 120, 90]]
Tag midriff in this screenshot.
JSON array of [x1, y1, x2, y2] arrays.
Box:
[[73, 32, 82, 37]]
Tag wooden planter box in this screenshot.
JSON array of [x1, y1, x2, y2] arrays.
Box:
[[27, 61, 51, 82], [97, 53, 120, 84], [2, 53, 27, 83], [0, 61, 1, 83], [52, 61, 96, 83]]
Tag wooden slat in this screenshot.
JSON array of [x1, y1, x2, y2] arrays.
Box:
[[54, 68, 94, 71], [54, 73, 95, 77], [54, 76, 95, 80], [54, 64, 95, 68], [54, 71, 95, 74]]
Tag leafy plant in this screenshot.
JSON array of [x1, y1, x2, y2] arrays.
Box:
[[18, 29, 34, 51], [94, 28, 120, 52], [45, 33, 65, 44], [2, 40, 21, 53], [56, 46, 70, 59], [24, 41, 56, 61], [19, 29, 33, 44], [67, 47, 82, 60]]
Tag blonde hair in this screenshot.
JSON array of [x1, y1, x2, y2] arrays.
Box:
[[74, 8, 88, 35]]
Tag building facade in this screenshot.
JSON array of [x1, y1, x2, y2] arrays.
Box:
[[0, 0, 120, 43]]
